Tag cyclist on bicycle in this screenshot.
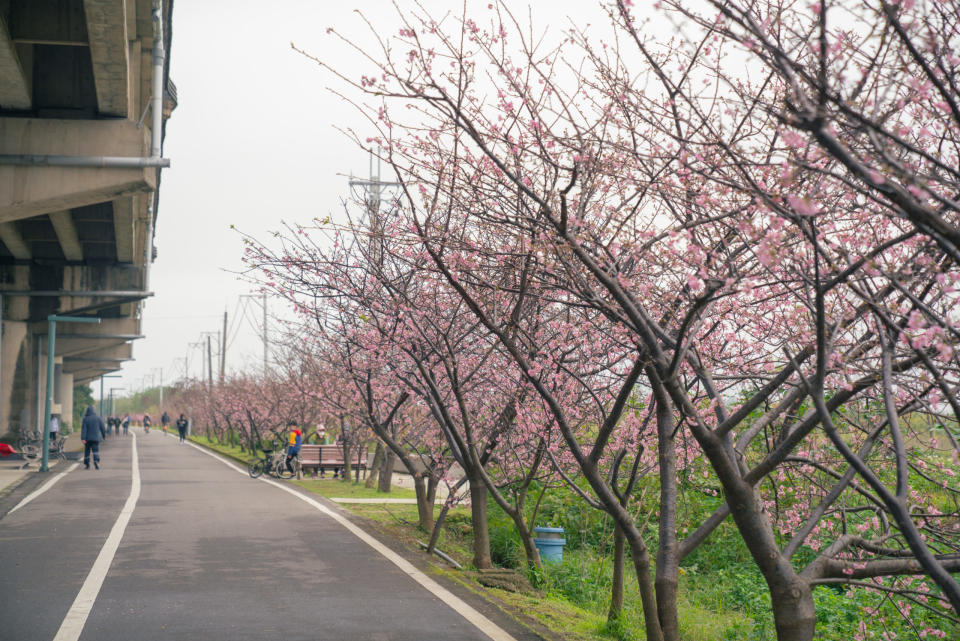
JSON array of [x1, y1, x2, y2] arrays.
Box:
[[285, 421, 302, 474]]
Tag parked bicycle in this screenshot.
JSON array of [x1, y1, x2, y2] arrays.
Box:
[[17, 429, 41, 460], [247, 432, 300, 479], [49, 436, 67, 460]]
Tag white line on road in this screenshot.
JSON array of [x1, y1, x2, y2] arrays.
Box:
[[53, 433, 141, 641], [180, 437, 518, 641], [8, 463, 79, 515], [329, 497, 419, 504]]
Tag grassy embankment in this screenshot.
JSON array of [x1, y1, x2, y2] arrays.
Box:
[[185, 433, 959, 641]]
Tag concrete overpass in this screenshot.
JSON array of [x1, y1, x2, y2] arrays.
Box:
[[0, 0, 175, 435]]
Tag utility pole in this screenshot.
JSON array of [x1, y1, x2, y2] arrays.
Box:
[[206, 334, 213, 389], [99, 374, 120, 416], [239, 294, 269, 377], [188, 341, 204, 381], [262, 292, 267, 376], [154, 367, 163, 415], [348, 147, 400, 266], [221, 310, 227, 382], [109, 387, 123, 417]]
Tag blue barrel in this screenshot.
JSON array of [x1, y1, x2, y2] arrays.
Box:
[[533, 526, 566, 563]]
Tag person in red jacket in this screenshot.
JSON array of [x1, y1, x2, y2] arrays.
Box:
[[285, 421, 302, 474]]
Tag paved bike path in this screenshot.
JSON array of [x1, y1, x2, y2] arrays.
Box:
[[1, 430, 537, 641], [0, 434, 133, 640]]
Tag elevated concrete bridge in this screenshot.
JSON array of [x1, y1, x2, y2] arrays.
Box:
[[0, 0, 175, 436]]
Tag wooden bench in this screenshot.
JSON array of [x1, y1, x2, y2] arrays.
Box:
[[299, 444, 367, 479]]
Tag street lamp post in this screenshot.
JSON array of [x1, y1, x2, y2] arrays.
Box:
[[153, 367, 163, 416], [42, 314, 101, 472], [109, 387, 124, 418], [99, 374, 121, 417]]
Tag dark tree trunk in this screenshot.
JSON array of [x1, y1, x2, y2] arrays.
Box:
[[609, 523, 625, 622], [427, 500, 453, 554], [468, 473, 492, 569], [653, 380, 680, 641], [365, 441, 384, 489], [514, 515, 541, 570], [413, 475, 434, 531], [700, 431, 816, 641], [378, 448, 396, 492], [342, 440, 352, 482]]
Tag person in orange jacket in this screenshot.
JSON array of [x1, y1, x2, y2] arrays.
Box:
[[285, 421, 302, 474]]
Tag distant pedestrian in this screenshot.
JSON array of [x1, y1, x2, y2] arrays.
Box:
[[161, 411, 170, 432], [105, 416, 113, 436], [122, 414, 130, 435], [143, 414, 152, 434], [80, 406, 106, 470], [49, 414, 60, 443], [176, 414, 188, 444]]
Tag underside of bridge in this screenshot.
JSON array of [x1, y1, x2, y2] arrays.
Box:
[[0, 0, 174, 434]]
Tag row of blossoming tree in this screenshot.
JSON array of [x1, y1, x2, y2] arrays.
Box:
[[215, 1, 958, 639]]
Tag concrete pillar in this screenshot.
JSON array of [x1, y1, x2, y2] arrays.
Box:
[[57, 369, 74, 431], [53, 358, 63, 405], [0, 320, 27, 437]]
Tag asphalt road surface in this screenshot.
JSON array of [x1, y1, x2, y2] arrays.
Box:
[[0, 430, 537, 641]]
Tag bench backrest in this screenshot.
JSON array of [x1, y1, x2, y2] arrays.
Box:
[[299, 444, 366, 466]]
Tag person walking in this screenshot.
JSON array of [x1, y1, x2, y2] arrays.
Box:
[[161, 411, 170, 432], [122, 414, 130, 435], [80, 406, 106, 470], [175, 414, 188, 444]]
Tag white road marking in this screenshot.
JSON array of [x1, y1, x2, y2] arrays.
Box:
[[181, 437, 518, 641], [329, 497, 419, 504], [52, 433, 140, 641], [8, 463, 79, 515]]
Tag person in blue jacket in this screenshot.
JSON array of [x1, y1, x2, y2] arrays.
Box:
[[80, 406, 106, 469], [285, 421, 302, 474]]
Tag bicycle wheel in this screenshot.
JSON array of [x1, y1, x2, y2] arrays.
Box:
[[22, 443, 39, 459], [248, 459, 265, 478], [275, 459, 294, 479]]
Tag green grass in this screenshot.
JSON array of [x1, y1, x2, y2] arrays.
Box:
[[184, 434, 254, 465], [292, 478, 418, 500], [184, 432, 960, 641]]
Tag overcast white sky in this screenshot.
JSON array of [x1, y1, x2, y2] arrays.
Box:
[[105, 0, 630, 399]]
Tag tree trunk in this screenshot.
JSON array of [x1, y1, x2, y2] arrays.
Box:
[[428, 500, 453, 553], [468, 472, 492, 569], [514, 515, 541, 570], [653, 381, 680, 641], [340, 439, 351, 482], [378, 448, 396, 493], [609, 523, 625, 622], [365, 441, 384, 488], [413, 475, 434, 531], [622, 526, 664, 641], [702, 432, 817, 641], [769, 579, 817, 641]]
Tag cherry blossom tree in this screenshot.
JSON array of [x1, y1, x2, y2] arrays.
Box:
[[312, 1, 960, 639]]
